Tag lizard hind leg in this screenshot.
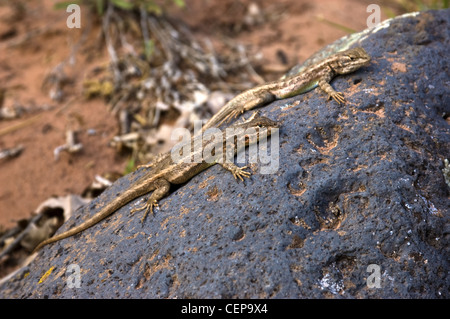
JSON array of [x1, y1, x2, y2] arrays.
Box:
[[219, 92, 275, 127], [220, 163, 251, 182], [130, 178, 171, 224], [130, 198, 158, 224]]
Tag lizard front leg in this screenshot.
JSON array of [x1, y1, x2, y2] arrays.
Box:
[[318, 78, 345, 104], [130, 178, 170, 223]]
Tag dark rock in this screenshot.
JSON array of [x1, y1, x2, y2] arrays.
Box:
[[1, 9, 448, 298]]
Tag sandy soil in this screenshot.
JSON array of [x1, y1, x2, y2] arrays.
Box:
[[0, 0, 403, 229]]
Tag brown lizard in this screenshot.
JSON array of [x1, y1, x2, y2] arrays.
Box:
[[139, 47, 370, 172], [34, 115, 279, 251], [202, 47, 371, 131]]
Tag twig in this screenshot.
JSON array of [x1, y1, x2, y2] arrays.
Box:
[[316, 15, 356, 33], [236, 44, 265, 85], [139, 5, 151, 59], [0, 97, 74, 137], [103, 2, 120, 83], [0, 25, 51, 50], [0, 112, 45, 137], [0, 214, 42, 260], [0, 145, 24, 160]]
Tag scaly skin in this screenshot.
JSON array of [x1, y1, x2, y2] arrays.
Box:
[[202, 47, 371, 131]]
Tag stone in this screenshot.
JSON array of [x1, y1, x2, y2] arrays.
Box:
[[1, 9, 448, 298]]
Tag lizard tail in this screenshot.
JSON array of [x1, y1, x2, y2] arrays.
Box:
[[33, 181, 155, 253], [32, 209, 111, 253]]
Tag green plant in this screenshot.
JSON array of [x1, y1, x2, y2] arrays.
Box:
[[124, 157, 136, 175], [395, 0, 449, 11], [54, 0, 185, 16]]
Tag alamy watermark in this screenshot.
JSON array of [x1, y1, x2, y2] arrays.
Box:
[[66, 263, 81, 288], [66, 4, 81, 29], [65, 3, 383, 30], [366, 4, 381, 28], [366, 264, 381, 288], [64, 262, 383, 289]]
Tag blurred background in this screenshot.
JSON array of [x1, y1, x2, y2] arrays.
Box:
[[0, 0, 447, 272]]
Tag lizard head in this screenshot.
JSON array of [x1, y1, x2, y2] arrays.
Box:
[[229, 114, 279, 145], [329, 47, 371, 74], [234, 114, 279, 132]]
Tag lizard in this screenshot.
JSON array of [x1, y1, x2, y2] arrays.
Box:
[[33, 115, 279, 252], [135, 47, 370, 172], [201, 47, 371, 131]]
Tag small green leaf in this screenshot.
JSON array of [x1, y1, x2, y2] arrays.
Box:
[[172, 0, 185, 8], [53, 1, 81, 10], [110, 0, 135, 10], [124, 157, 136, 175], [96, 0, 105, 15], [145, 2, 162, 15], [144, 39, 155, 60]]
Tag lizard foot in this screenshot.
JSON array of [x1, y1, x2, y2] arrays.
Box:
[[230, 166, 251, 182], [330, 92, 345, 104], [130, 199, 158, 224]]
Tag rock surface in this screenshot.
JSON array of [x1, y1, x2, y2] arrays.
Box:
[[1, 9, 449, 298]]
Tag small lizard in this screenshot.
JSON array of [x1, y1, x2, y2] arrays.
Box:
[[202, 47, 370, 131], [34, 115, 279, 251], [134, 47, 370, 175]]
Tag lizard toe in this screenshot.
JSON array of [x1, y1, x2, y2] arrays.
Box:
[[140, 201, 157, 224], [332, 92, 345, 104]]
